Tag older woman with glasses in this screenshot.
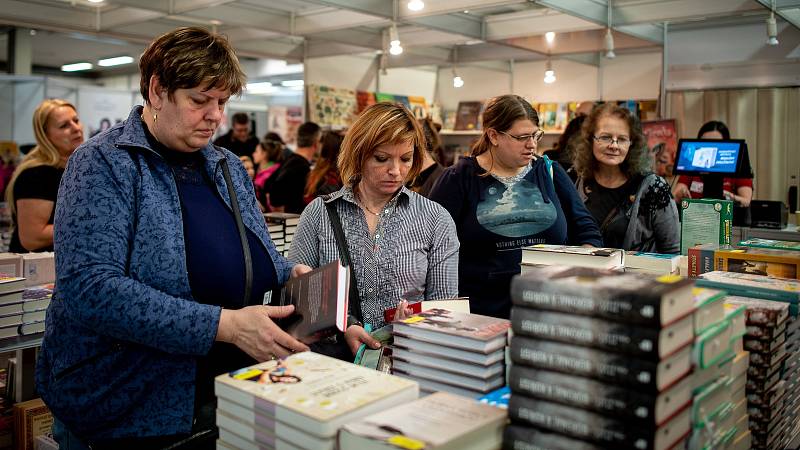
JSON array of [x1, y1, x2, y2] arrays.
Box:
[[429, 95, 601, 319], [573, 103, 679, 254]]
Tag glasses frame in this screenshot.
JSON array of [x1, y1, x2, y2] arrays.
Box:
[[498, 129, 545, 144], [592, 134, 632, 148]]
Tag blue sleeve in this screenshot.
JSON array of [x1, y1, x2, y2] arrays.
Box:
[[552, 163, 603, 247], [54, 145, 219, 356]]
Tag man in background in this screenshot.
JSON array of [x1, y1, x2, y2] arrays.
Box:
[[214, 112, 259, 159], [266, 122, 321, 213]]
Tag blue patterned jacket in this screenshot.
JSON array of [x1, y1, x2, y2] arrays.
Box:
[[36, 106, 294, 440]]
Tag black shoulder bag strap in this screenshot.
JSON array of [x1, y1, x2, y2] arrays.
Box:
[[323, 200, 363, 322], [219, 157, 253, 308]]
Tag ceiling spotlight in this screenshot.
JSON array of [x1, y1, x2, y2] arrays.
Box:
[[766, 12, 779, 45], [61, 62, 93, 72], [453, 75, 464, 88], [280, 79, 304, 87], [545, 32, 556, 44], [544, 60, 556, 84], [408, 0, 424, 11], [87, 0, 104, 3], [98, 56, 134, 67], [604, 28, 616, 59], [246, 81, 273, 94]]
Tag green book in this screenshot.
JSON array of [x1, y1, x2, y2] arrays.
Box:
[[680, 198, 733, 255], [738, 238, 800, 251]]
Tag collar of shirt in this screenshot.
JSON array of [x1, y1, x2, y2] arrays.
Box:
[[325, 185, 412, 212]]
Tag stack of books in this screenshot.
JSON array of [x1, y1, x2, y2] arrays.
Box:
[[519, 244, 624, 273], [264, 212, 300, 256], [504, 266, 695, 450], [338, 392, 507, 450], [0, 276, 26, 340], [725, 296, 791, 449], [696, 271, 800, 317], [214, 352, 418, 450], [19, 285, 52, 336], [390, 309, 509, 399], [782, 313, 800, 446], [625, 251, 681, 276], [688, 245, 800, 279]]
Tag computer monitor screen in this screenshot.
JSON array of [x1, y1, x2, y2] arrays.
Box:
[[674, 139, 744, 175]]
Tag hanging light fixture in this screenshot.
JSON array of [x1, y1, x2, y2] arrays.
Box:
[[766, 1, 779, 45], [543, 60, 556, 84], [389, 24, 403, 55], [452, 68, 464, 88], [604, 28, 616, 59], [407, 0, 424, 11], [604, 1, 616, 59], [545, 32, 556, 44]]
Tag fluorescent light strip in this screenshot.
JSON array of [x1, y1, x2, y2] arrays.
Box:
[[280, 80, 304, 87], [98, 56, 134, 67], [61, 62, 93, 72]]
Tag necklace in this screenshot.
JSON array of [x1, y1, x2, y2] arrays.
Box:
[[355, 192, 386, 217], [491, 163, 532, 187]]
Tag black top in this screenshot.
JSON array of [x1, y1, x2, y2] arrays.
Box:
[[143, 124, 278, 408], [583, 176, 640, 250], [10, 165, 64, 253], [213, 132, 259, 159], [266, 153, 311, 214], [410, 163, 445, 197]]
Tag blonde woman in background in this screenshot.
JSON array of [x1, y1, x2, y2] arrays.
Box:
[[6, 99, 83, 252]]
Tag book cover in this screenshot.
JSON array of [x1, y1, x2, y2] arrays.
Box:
[[521, 244, 624, 269], [214, 352, 419, 439], [680, 198, 733, 255], [509, 335, 692, 391], [407, 96, 428, 119], [392, 309, 510, 354], [510, 266, 695, 326], [692, 320, 732, 369], [477, 386, 509, 409], [642, 119, 677, 177], [13, 398, 52, 450], [264, 212, 301, 227], [0, 276, 25, 296], [383, 298, 470, 324], [510, 306, 694, 360], [338, 392, 506, 450], [508, 394, 691, 450], [696, 272, 800, 313], [508, 366, 692, 425], [266, 261, 348, 343], [715, 246, 800, 279], [739, 238, 800, 252], [453, 101, 483, 131]]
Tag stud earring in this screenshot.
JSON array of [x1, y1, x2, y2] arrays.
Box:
[[153, 112, 158, 123]]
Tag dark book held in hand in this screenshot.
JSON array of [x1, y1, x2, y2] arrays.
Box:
[[266, 261, 349, 343]]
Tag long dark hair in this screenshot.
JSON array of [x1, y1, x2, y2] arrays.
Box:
[[697, 120, 730, 139]]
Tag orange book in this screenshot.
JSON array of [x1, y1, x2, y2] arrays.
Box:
[[715, 247, 800, 279], [13, 398, 51, 450]]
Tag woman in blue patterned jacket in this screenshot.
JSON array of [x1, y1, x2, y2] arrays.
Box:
[[36, 27, 310, 449]]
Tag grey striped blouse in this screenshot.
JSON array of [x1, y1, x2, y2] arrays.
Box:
[[288, 186, 459, 328]]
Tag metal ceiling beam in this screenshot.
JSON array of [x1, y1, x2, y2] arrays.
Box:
[[485, 9, 601, 40], [301, 0, 392, 18], [182, 5, 290, 33], [295, 9, 387, 35], [304, 28, 383, 50], [615, 23, 664, 44], [99, 7, 164, 31], [405, 14, 483, 40], [0, 0, 95, 31]]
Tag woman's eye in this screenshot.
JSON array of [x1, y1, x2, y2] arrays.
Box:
[[375, 156, 388, 162], [401, 157, 412, 163]]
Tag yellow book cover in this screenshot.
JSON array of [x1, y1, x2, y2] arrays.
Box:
[[13, 398, 52, 450], [715, 247, 800, 279], [214, 352, 418, 439]]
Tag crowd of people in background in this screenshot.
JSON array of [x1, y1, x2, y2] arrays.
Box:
[[4, 25, 759, 450]]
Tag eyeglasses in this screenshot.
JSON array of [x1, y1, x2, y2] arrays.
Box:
[[593, 134, 631, 148], [499, 129, 545, 144]]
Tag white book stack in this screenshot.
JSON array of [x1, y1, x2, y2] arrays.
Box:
[[390, 309, 510, 399], [214, 352, 418, 450], [264, 213, 300, 257], [625, 251, 681, 276], [19, 285, 53, 336], [0, 276, 26, 340]]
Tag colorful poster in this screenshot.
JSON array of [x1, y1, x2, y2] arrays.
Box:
[[535, 103, 558, 131], [407, 96, 428, 119], [356, 91, 376, 114], [285, 106, 303, 146], [306, 85, 357, 128], [642, 119, 678, 178], [375, 93, 396, 103]]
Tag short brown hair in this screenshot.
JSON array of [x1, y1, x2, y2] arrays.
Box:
[[573, 102, 650, 180], [472, 95, 539, 157], [139, 27, 246, 104], [231, 112, 249, 125], [338, 103, 425, 187]]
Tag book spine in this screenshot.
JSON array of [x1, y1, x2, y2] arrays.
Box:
[[510, 280, 662, 326], [508, 366, 659, 422], [700, 247, 716, 275], [695, 280, 798, 305], [688, 246, 700, 278], [720, 201, 733, 246], [509, 336, 659, 390], [510, 307, 661, 359], [502, 424, 606, 450], [508, 394, 658, 449]]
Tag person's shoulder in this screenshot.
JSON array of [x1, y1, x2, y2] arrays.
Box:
[[405, 189, 452, 219]]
